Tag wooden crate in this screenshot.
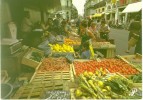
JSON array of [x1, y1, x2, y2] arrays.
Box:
[[72, 59, 95, 76], [106, 47, 116, 58], [52, 52, 75, 57], [120, 53, 142, 70], [30, 65, 74, 83], [12, 82, 66, 99], [121, 53, 142, 60], [22, 47, 44, 69], [116, 55, 142, 72]]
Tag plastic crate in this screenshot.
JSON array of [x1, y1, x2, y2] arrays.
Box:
[[22, 47, 44, 69]]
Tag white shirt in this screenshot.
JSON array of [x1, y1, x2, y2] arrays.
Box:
[[21, 17, 32, 32]]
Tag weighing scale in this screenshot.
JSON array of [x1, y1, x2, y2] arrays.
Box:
[[1, 38, 22, 56]]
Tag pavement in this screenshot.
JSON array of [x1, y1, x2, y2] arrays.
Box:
[[109, 28, 135, 56]]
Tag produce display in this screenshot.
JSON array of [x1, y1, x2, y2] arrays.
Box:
[[74, 59, 140, 76], [49, 44, 74, 53], [74, 69, 139, 99], [128, 73, 142, 83], [30, 52, 43, 62], [64, 38, 81, 45], [123, 55, 142, 70], [39, 57, 70, 71]]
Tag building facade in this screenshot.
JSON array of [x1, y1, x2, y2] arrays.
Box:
[[84, 0, 141, 25], [60, 0, 73, 19], [84, 0, 106, 18]]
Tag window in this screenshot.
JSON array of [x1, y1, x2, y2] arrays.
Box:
[[102, 8, 104, 12], [96, 9, 98, 13]]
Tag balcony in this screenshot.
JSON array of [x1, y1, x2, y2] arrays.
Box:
[[94, 0, 106, 9], [118, 0, 141, 7]]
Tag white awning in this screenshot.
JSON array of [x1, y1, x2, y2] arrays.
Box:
[[122, 2, 142, 13]]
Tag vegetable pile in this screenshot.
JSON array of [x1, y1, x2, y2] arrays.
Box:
[[74, 59, 140, 76], [128, 73, 142, 83], [39, 57, 70, 71], [30, 52, 43, 62], [74, 69, 134, 99]]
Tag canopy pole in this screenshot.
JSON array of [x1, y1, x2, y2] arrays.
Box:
[[124, 13, 128, 26], [40, 10, 44, 23]]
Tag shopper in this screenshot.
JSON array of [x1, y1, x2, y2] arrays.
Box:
[[125, 15, 141, 53], [21, 11, 33, 45], [59, 20, 70, 37], [99, 19, 110, 41], [41, 18, 53, 32], [79, 20, 96, 59], [88, 22, 99, 39], [53, 14, 61, 34]]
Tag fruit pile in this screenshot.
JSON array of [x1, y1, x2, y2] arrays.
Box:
[[74, 69, 134, 99], [64, 38, 81, 45], [74, 59, 140, 76], [49, 44, 74, 53], [39, 57, 70, 71]]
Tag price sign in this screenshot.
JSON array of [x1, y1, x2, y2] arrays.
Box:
[[41, 90, 70, 100]]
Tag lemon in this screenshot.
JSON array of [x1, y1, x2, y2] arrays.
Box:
[[98, 81, 104, 88], [88, 72, 93, 76], [83, 71, 88, 77], [75, 89, 82, 97], [102, 89, 107, 92], [105, 86, 111, 91], [63, 50, 66, 52], [107, 76, 113, 81], [95, 70, 99, 75]]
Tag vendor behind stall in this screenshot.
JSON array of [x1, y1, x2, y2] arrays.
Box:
[[41, 18, 54, 32], [21, 11, 33, 45], [79, 20, 96, 59], [99, 19, 110, 41]]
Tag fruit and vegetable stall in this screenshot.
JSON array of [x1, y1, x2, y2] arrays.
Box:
[[1, 35, 142, 99]]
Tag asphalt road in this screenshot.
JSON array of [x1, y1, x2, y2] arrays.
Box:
[[109, 28, 135, 56]]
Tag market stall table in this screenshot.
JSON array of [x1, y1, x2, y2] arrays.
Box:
[[92, 42, 116, 58]]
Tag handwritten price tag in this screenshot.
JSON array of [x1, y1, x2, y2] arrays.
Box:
[[42, 90, 70, 100]]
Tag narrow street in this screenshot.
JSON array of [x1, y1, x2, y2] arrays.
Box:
[[109, 28, 135, 55]]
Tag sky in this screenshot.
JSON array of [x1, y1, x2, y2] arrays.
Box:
[[72, 0, 86, 16]]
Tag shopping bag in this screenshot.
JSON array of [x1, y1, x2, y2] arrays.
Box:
[[89, 40, 95, 59], [128, 37, 138, 47]]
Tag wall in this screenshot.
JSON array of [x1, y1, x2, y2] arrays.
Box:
[[24, 8, 41, 23], [1, 0, 12, 38]]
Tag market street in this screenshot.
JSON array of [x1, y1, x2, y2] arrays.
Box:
[[109, 28, 135, 56]]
